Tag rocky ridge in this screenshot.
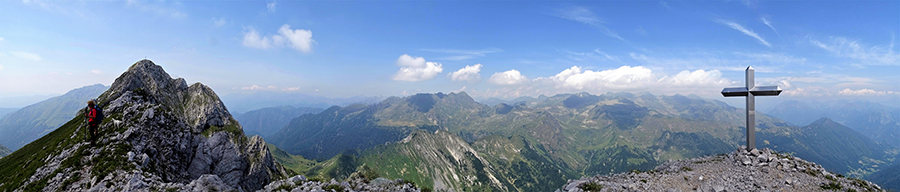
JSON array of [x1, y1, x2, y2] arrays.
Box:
[[258, 175, 423, 192], [559, 147, 884, 192], [0, 60, 288, 191]]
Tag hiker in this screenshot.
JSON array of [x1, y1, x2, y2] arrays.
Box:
[[85, 100, 101, 146]]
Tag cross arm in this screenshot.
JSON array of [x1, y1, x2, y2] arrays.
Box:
[[750, 86, 782, 96], [722, 87, 749, 97]]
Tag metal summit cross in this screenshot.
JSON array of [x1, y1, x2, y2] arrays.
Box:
[[722, 66, 782, 151]]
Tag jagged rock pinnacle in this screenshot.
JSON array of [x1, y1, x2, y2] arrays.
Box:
[[100, 59, 232, 132]]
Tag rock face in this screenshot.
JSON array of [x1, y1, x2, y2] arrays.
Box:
[[559, 147, 884, 192], [1, 60, 287, 191]]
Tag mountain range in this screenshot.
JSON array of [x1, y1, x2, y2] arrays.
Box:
[[0, 107, 18, 119], [0, 60, 894, 191], [220, 91, 381, 114], [768, 99, 900, 148], [233, 105, 324, 138], [267, 91, 897, 191], [0, 84, 107, 150]]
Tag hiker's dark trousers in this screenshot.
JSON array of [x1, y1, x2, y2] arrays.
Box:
[[89, 124, 99, 144]]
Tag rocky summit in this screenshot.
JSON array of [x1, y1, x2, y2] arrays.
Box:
[[0, 60, 288, 191], [559, 147, 884, 192]]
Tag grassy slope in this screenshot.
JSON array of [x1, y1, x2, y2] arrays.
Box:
[[268, 143, 320, 176], [0, 116, 84, 191]]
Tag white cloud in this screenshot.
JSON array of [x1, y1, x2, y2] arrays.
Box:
[[449, 64, 482, 83], [783, 87, 822, 96], [242, 24, 315, 53], [553, 6, 625, 41], [811, 37, 899, 66], [489, 70, 527, 85], [838, 88, 897, 96], [277, 25, 314, 53], [242, 85, 264, 90], [9, 51, 42, 61], [242, 27, 272, 49], [91, 69, 103, 74], [267, 1, 276, 12], [662, 69, 731, 86], [392, 54, 443, 82], [212, 17, 226, 27], [544, 66, 654, 89], [716, 20, 771, 47], [534, 65, 733, 95], [760, 17, 777, 35], [241, 85, 298, 91]]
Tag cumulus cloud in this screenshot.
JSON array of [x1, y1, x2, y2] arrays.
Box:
[[838, 88, 897, 96], [242, 27, 272, 49], [661, 69, 731, 86], [282, 87, 300, 91], [544, 66, 654, 90], [242, 24, 315, 53], [392, 54, 443, 82], [534, 65, 733, 95], [277, 25, 314, 53], [489, 70, 527, 85], [716, 19, 771, 47], [9, 51, 42, 61], [449, 64, 482, 83]]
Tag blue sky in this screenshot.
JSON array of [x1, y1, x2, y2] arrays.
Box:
[[0, 0, 898, 108]]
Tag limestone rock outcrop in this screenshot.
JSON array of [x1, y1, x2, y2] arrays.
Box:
[[6, 60, 287, 191]]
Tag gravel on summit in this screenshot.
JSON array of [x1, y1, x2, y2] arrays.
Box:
[[559, 147, 883, 192]]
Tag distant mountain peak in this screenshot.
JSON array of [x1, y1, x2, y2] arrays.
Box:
[[811, 117, 835, 124]]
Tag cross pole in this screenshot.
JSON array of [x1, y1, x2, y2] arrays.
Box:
[[722, 66, 782, 151]]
